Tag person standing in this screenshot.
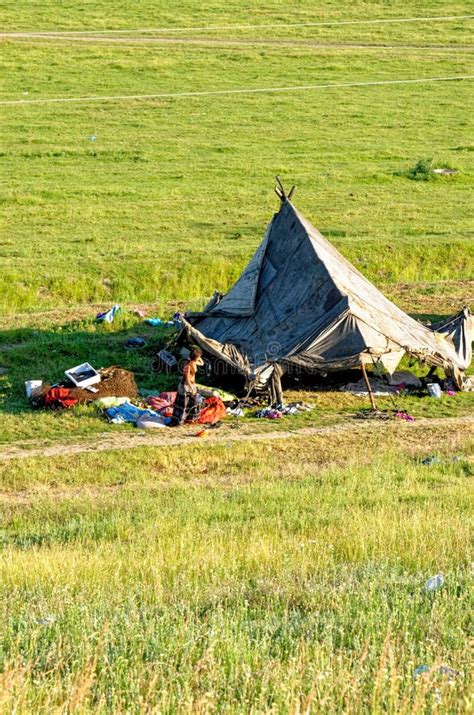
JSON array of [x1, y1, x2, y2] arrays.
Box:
[[171, 347, 204, 425]]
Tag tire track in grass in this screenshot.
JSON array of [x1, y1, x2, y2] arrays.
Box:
[[1, 34, 473, 53], [2, 13, 474, 35]]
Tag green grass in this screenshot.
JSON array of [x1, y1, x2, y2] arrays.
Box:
[[1, 308, 473, 448], [0, 429, 472, 711], [1, 4, 473, 314], [0, 4, 473, 711], [2, 0, 474, 44]]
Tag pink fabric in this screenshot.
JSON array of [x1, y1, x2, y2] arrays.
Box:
[[146, 391, 177, 417], [394, 411, 415, 422]]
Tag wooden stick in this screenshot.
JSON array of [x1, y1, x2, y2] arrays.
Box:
[[275, 175, 286, 200], [361, 361, 377, 411]]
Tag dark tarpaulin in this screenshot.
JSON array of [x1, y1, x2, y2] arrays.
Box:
[[182, 199, 472, 390]]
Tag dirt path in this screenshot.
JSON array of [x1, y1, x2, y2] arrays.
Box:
[[1, 32, 472, 52], [0, 415, 471, 462]]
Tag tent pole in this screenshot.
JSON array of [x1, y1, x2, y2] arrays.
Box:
[[360, 362, 377, 411]]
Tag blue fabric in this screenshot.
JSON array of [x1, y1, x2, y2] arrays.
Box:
[[105, 402, 158, 425], [97, 304, 121, 323], [145, 317, 175, 327]]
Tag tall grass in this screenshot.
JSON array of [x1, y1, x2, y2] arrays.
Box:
[[0, 441, 471, 712]]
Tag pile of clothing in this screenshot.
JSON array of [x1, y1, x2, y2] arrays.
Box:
[[103, 391, 227, 428], [255, 408, 283, 420], [254, 402, 314, 419], [146, 391, 176, 417], [28, 359, 315, 428], [105, 402, 171, 428]]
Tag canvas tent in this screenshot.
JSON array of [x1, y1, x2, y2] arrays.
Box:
[[182, 191, 472, 393]]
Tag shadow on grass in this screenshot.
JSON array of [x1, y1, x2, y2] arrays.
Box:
[[0, 316, 178, 416], [0, 310, 455, 417]]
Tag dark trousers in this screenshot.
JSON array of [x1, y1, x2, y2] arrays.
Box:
[[171, 385, 198, 425]]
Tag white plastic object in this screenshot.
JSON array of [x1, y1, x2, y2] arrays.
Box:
[[425, 573, 444, 592], [65, 362, 101, 388], [25, 380, 43, 398], [427, 383, 442, 398]]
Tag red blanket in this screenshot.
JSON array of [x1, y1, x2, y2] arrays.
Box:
[[44, 387, 78, 409], [196, 396, 227, 424]]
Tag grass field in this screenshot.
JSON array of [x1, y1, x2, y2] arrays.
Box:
[[1, 3, 473, 313], [1, 2, 473, 712], [0, 425, 472, 712]]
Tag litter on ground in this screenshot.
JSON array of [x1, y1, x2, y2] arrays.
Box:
[[124, 337, 146, 349], [145, 317, 175, 328], [96, 304, 121, 323], [424, 573, 445, 592]]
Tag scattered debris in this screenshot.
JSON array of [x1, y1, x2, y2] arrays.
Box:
[[44, 387, 78, 409], [31, 366, 138, 407], [437, 664, 462, 680], [145, 317, 174, 328], [420, 455, 468, 469], [196, 396, 227, 424], [413, 664, 430, 679], [394, 410, 415, 422], [96, 304, 121, 323], [227, 406, 245, 417], [433, 168, 458, 176], [424, 573, 444, 593], [197, 384, 237, 403], [414, 663, 462, 682], [255, 408, 282, 419], [36, 616, 56, 626], [281, 401, 314, 414], [136, 412, 171, 429], [421, 455, 441, 466], [146, 392, 177, 417], [106, 402, 157, 425], [124, 337, 146, 350], [65, 362, 101, 388], [95, 396, 130, 409], [0, 367, 8, 376], [25, 380, 42, 398], [427, 383, 442, 398], [152, 350, 178, 373]]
